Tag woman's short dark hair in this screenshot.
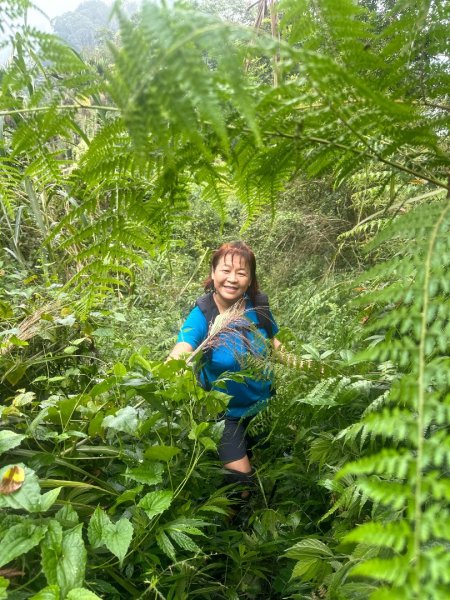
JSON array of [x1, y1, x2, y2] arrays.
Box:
[[203, 241, 259, 302]]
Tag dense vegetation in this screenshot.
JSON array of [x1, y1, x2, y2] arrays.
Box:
[[0, 0, 449, 598]]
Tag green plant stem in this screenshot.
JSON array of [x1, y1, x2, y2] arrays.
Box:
[[0, 104, 119, 116]]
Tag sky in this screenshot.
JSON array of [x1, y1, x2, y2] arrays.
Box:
[[28, 0, 114, 31]]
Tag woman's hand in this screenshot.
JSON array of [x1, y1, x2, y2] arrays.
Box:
[[167, 341, 194, 362]]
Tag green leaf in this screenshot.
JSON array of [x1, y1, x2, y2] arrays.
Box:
[[55, 505, 79, 527], [113, 362, 127, 377], [88, 507, 110, 549], [66, 588, 103, 599], [138, 490, 173, 520], [0, 576, 9, 600], [102, 406, 139, 435], [0, 464, 55, 513], [12, 390, 36, 407], [168, 530, 202, 553], [126, 462, 164, 485], [0, 522, 47, 568], [103, 518, 133, 565], [29, 585, 60, 600], [144, 445, 180, 461], [199, 436, 217, 450], [88, 507, 133, 564], [39, 487, 62, 512], [188, 422, 209, 440], [41, 521, 87, 598], [156, 530, 176, 561], [0, 576, 8, 600], [111, 485, 143, 511], [285, 539, 334, 560], [0, 430, 25, 454]]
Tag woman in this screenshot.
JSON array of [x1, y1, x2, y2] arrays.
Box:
[[169, 241, 281, 494]]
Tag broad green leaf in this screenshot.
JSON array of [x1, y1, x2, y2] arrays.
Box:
[[12, 390, 36, 407], [88, 508, 133, 564], [291, 558, 324, 581], [0, 577, 8, 600], [66, 588, 103, 599], [30, 585, 60, 600], [144, 445, 180, 461], [188, 422, 209, 440], [113, 362, 127, 376], [199, 436, 216, 450], [55, 505, 79, 527], [0, 522, 47, 568], [126, 462, 164, 485], [0, 430, 25, 455], [39, 487, 62, 512], [0, 464, 46, 513], [138, 490, 173, 520], [88, 507, 111, 548], [285, 538, 334, 560], [41, 522, 87, 598], [111, 485, 143, 511], [102, 406, 139, 435], [103, 518, 133, 565]]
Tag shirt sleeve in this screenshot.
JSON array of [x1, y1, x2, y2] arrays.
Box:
[[176, 306, 208, 349]]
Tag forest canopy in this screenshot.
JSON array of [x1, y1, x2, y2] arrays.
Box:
[[0, 0, 449, 598]]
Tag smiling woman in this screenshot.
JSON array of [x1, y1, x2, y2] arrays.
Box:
[[168, 241, 281, 505]]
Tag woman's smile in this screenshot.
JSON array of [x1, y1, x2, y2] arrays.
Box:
[[212, 254, 251, 310]]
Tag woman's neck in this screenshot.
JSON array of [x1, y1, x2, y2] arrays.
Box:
[[213, 292, 244, 313]]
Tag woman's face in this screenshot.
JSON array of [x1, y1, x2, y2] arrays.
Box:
[[212, 253, 251, 308]]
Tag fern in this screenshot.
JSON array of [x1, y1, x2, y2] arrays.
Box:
[[331, 200, 450, 597]]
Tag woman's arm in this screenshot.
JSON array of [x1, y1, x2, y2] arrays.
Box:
[[167, 341, 194, 361], [272, 337, 299, 368]]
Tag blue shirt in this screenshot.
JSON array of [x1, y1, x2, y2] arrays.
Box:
[[177, 298, 279, 417]]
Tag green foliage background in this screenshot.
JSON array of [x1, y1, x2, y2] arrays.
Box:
[[0, 0, 449, 598]]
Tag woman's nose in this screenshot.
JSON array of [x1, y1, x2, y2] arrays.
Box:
[[227, 271, 237, 282]]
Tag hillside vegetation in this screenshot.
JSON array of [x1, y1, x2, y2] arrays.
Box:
[[0, 0, 449, 598]]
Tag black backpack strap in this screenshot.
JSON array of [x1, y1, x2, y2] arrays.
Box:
[[195, 293, 219, 331], [253, 291, 274, 339]]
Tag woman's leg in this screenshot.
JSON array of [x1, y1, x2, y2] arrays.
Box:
[[219, 418, 254, 499]]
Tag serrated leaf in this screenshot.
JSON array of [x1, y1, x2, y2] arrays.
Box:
[[126, 462, 164, 485], [0, 522, 47, 568], [102, 406, 139, 435], [103, 518, 133, 565], [144, 445, 180, 461], [138, 490, 173, 520], [88, 507, 110, 548], [168, 530, 202, 553], [29, 585, 60, 600], [156, 530, 176, 561], [55, 505, 79, 527], [285, 538, 334, 560], [0, 430, 26, 454], [66, 588, 103, 599], [112, 485, 143, 510], [41, 521, 87, 598]]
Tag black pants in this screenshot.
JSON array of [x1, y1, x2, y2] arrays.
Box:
[[218, 416, 261, 463]]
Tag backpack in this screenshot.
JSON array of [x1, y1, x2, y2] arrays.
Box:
[[194, 291, 275, 391]]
